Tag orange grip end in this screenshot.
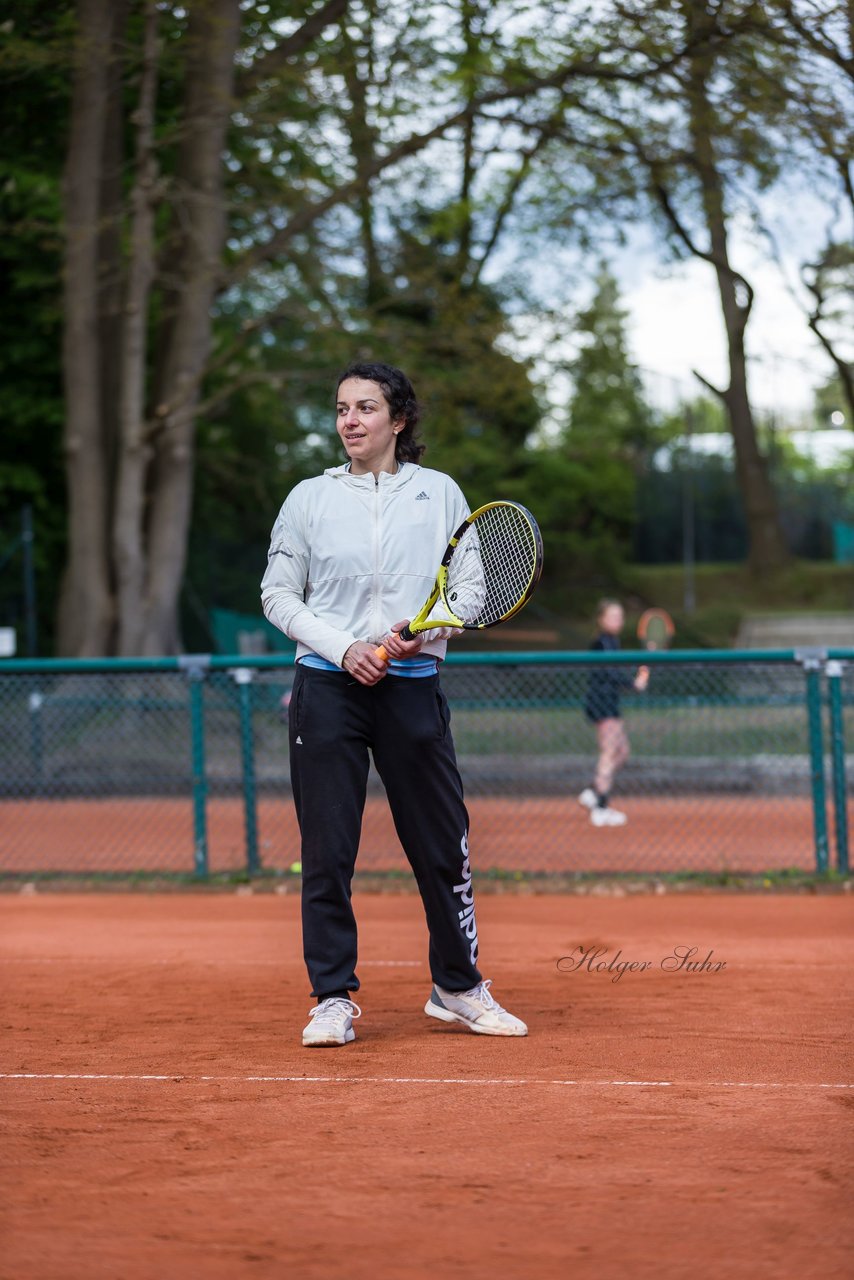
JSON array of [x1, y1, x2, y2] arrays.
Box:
[[375, 644, 389, 662]]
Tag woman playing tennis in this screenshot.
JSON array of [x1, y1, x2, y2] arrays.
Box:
[[261, 361, 527, 1046], [578, 599, 649, 827]]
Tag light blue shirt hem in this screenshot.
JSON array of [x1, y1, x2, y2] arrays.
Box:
[[298, 653, 438, 678]]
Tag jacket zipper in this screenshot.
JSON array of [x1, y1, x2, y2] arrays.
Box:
[[370, 473, 383, 639]]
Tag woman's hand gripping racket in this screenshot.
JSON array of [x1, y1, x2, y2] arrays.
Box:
[[375, 501, 544, 661]]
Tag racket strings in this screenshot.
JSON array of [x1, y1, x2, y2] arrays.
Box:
[[639, 609, 674, 650], [446, 506, 539, 626]]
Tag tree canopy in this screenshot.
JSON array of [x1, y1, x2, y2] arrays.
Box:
[[1, 0, 851, 653]]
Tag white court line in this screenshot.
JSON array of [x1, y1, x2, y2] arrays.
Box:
[[1, 1072, 852, 1090]]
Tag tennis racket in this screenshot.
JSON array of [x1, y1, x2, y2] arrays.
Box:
[[637, 607, 675, 651], [375, 500, 544, 661]]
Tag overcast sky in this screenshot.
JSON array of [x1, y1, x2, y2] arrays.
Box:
[[507, 209, 849, 432], [619, 243, 835, 421], [614, 182, 852, 423]]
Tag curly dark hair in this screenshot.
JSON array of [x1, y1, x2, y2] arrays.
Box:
[[336, 361, 426, 463]]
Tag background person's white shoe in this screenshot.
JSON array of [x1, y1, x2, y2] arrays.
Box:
[[302, 997, 361, 1047], [425, 980, 528, 1036], [590, 806, 627, 827], [578, 787, 598, 810]]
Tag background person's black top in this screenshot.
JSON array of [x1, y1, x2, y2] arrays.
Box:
[[584, 633, 636, 723]]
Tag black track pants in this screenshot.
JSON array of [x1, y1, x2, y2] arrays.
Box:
[[288, 665, 483, 999]]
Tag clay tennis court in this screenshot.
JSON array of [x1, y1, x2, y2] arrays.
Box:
[[0, 792, 824, 874], [2, 890, 852, 1279]]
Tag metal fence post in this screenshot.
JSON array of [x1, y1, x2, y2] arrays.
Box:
[[180, 656, 210, 876], [826, 660, 849, 875], [232, 667, 260, 876], [797, 650, 829, 874], [21, 504, 37, 657], [27, 688, 44, 793]]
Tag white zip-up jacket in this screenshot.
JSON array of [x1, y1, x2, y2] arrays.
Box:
[[260, 462, 470, 668]]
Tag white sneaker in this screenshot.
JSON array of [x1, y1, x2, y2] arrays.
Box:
[[425, 980, 527, 1037], [302, 997, 361, 1047], [578, 787, 598, 810], [590, 806, 627, 827]]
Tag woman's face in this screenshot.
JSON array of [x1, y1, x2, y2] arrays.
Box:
[[599, 604, 624, 635], [335, 377, 403, 475]]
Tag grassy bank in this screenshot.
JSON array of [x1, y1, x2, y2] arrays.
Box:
[[623, 560, 854, 611], [488, 561, 854, 650], [620, 562, 854, 648]]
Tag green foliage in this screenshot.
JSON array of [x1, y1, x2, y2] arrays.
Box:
[[369, 259, 540, 505], [567, 266, 656, 449], [187, 308, 353, 629], [516, 443, 635, 604], [6, 1, 852, 650], [520, 267, 657, 602], [813, 371, 852, 431], [0, 3, 72, 648], [186, 223, 545, 631], [660, 396, 729, 440]]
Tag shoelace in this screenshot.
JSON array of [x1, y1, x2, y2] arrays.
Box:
[[467, 980, 499, 1011], [308, 998, 362, 1026]]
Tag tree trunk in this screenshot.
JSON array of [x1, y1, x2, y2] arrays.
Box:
[[341, 22, 384, 308], [141, 0, 240, 654], [455, 0, 480, 282], [685, 5, 790, 574], [807, 314, 854, 427], [803, 249, 854, 427], [97, 0, 132, 508], [59, 0, 114, 655], [113, 1, 159, 656]]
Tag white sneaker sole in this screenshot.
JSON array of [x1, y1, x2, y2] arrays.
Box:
[[424, 999, 527, 1037], [302, 1027, 356, 1048]]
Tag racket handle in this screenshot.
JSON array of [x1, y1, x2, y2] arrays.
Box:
[[375, 623, 415, 662]]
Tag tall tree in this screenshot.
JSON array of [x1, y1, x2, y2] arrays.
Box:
[[56, 0, 626, 654], [512, 268, 657, 593], [759, 2, 853, 425], [801, 242, 854, 423], [59, 0, 116, 655], [567, 266, 654, 450], [58, 0, 339, 654], [28, 0, 849, 654], [678, 0, 789, 572], [486, 0, 794, 571]]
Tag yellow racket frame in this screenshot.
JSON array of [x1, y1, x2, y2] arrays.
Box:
[[375, 501, 543, 661]]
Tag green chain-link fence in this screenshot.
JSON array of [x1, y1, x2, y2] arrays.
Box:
[[0, 650, 850, 878]]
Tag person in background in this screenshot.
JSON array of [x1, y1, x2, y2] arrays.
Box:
[[578, 599, 649, 828], [261, 361, 527, 1047]]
